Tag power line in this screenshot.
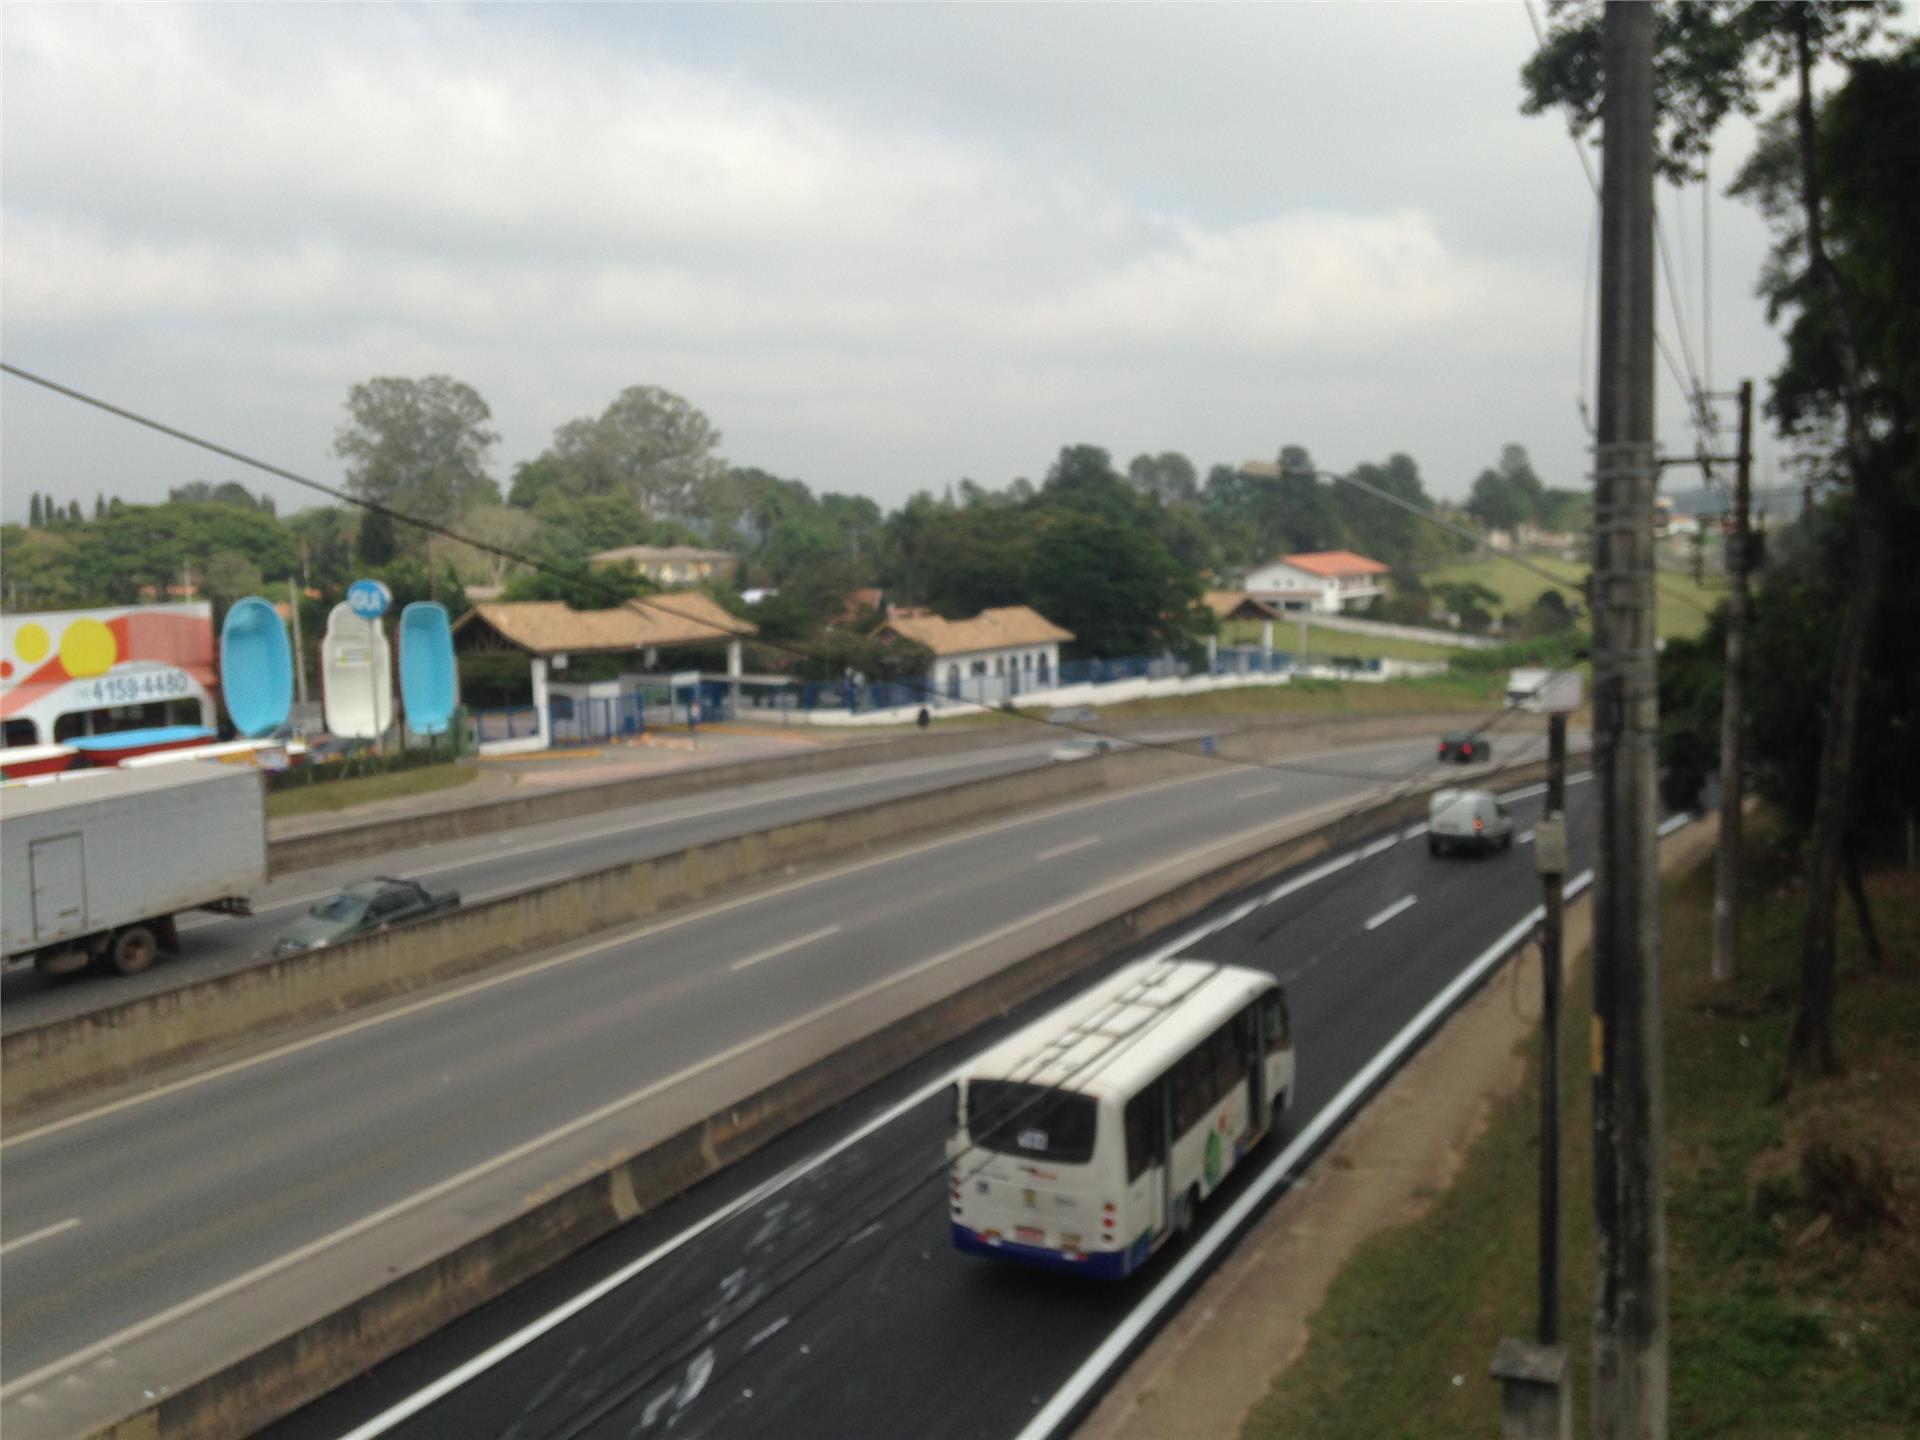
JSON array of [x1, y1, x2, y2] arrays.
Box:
[[1, 360, 1585, 788], [1521, 0, 1722, 471]]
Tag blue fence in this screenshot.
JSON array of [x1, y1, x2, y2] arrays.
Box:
[[473, 706, 540, 742], [548, 693, 647, 746]]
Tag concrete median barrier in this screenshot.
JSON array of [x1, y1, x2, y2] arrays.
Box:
[[266, 708, 1486, 872], [55, 749, 1550, 1440], [6, 713, 1469, 1124], [268, 724, 1039, 871]]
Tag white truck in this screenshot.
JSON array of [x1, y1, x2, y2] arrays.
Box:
[[2, 764, 268, 978]]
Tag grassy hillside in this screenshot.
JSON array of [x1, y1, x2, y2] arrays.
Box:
[[1219, 618, 1460, 662], [1420, 554, 1719, 642], [1244, 830, 1920, 1440]]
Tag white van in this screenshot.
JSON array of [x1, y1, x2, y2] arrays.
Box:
[[1427, 788, 1515, 856]]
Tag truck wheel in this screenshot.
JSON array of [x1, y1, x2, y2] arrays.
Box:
[[34, 949, 90, 979], [108, 926, 158, 977]]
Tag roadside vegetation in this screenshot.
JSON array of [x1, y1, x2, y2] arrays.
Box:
[[1218, 618, 1460, 663], [1243, 830, 1919, 1440], [264, 762, 478, 820], [1418, 553, 1717, 643]]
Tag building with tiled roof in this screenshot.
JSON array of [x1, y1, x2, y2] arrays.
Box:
[[588, 545, 740, 588], [1243, 550, 1389, 614], [452, 595, 756, 754], [453, 594, 754, 657], [874, 605, 1073, 701]]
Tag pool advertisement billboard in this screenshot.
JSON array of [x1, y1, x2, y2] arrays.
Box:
[[1, 604, 218, 747]]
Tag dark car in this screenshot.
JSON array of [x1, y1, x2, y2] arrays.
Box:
[[1438, 731, 1491, 764], [272, 877, 460, 955]]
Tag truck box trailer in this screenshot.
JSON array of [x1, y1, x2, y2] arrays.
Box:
[[1, 763, 268, 977]]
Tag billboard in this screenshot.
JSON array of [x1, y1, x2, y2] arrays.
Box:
[[1, 604, 218, 746]]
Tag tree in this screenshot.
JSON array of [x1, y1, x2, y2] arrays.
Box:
[[28, 493, 42, 528], [443, 505, 540, 588], [1042, 445, 1140, 526], [1466, 468, 1529, 533], [502, 559, 653, 611], [1025, 510, 1206, 660], [202, 550, 264, 624], [170, 480, 276, 513], [1432, 580, 1501, 634], [539, 386, 725, 523], [358, 507, 399, 566], [1128, 452, 1200, 508], [333, 376, 500, 547], [1524, 1, 1904, 1079]]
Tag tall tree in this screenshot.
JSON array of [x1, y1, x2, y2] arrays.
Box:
[[541, 385, 725, 523], [333, 376, 500, 547], [1524, 0, 1902, 1080], [1127, 451, 1200, 508], [28, 493, 43, 528]]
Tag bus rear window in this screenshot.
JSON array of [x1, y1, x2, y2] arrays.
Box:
[[965, 1081, 1098, 1164]]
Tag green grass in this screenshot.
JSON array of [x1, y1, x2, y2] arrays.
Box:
[[265, 762, 479, 819], [1063, 672, 1507, 721], [1420, 554, 1719, 643], [1244, 831, 1920, 1440], [851, 675, 1502, 733], [1220, 618, 1461, 662]]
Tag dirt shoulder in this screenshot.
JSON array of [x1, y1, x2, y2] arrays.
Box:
[[1074, 818, 1722, 1440]]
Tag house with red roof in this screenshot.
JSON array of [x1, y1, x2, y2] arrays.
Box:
[[1242, 550, 1390, 614]]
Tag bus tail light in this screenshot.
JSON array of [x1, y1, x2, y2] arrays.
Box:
[[1473, 816, 1485, 832]]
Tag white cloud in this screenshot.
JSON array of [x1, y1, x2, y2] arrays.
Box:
[[1, 3, 1787, 516]]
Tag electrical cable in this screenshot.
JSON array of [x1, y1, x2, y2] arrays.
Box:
[[0, 360, 1594, 785], [0, 371, 1615, 1436]]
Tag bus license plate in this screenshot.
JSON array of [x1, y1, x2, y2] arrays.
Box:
[[1016, 1225, 1045, 1245]]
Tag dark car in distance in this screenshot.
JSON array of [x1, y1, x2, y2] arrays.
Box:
[[1438, 731, 1491, 764], [272, 877, 461, 955]]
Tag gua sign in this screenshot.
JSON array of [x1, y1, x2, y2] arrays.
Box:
[[346, 579, 392, 621]]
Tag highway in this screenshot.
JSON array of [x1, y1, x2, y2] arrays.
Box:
[[0, 727, 1553, 1439], [260, 774, 1628, 1440], [0, 736, 1076, 1029]]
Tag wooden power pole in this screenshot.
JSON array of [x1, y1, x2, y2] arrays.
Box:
[[1591, 4, 1668, 1436], [1712, 381, 1755, 982]]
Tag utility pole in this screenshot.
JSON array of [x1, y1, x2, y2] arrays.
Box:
[[287, 575, 309, 708], [1712, 381, 1754, 982], [1590, 5, 1667, 1438], [1538, 712, 1569, 1345]]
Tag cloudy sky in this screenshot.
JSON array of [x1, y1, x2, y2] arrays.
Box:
[[3, 3, 1810, 525]]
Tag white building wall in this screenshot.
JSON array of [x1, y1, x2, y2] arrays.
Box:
[[927, 642, 1061, 702], [1243, 562, 1382, 614]]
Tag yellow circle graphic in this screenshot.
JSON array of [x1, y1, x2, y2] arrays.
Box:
[[60, 618, 118, 678], [15, 623, 50, 663]]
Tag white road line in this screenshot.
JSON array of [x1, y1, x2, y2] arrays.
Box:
[[1499, 771, 1594, 804], [1518, 829, 1536, 846], [1237, 783, 1289, 800], [1359, 835, 1398, 859], [0, 1217, 79, 1258], [325, 797, 1408, 1440], [1362, 894, 1418, 931], [3, 762, 1271, 1150], [1013, 867, 1600, 1440], [6, 795, 1396, 1403], [1402, 823, 1429, 840], [1035, 837, 1101, 862], [730, 926, 841, 973], [1658, 811, 1692, 837]]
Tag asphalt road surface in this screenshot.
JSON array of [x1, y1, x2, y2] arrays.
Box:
[[0, 726, 1560, 1436], [1, 737, 1075, 1029], [262, 777, 1620, 1440]]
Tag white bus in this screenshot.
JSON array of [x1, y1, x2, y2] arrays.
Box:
[[948, 957, 1294, 1278]]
